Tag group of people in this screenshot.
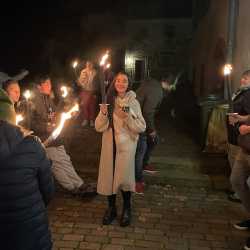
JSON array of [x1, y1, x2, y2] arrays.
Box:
[[227, 70, 250, 250], [0, 64, 171, 249]]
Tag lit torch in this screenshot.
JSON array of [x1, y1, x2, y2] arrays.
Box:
[[23, 90, 32, 100], [61, 86, 68, 98], [72, 60, 78, 69], [223, 64, 233, 76], [99, 51, 110, 104], [43, 103, 79, 146], [223, 63, 233, 109], [100, 51, 109, 67], [16, 114, 24, 125], [72, 60, 78, 79], [23, 89, 32, 128]]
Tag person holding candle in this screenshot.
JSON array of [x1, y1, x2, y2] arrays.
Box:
[[1, 71, 33, 128], [95, 72, 146, 227], [28, 74, 97, 198]]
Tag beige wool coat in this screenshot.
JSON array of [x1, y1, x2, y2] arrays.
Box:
[[95, 91, 146, 195]]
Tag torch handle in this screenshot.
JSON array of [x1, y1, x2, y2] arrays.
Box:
[[43, 135, 53, 147], [99, 70, 107, 104], [226, 74, 233, 111]]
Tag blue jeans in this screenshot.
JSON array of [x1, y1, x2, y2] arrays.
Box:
[[143, 134, 159, 166], [135, 134, 147, 182]]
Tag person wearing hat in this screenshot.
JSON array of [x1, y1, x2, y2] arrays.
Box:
[[0, 88, 54, 250], [0, 69, 29, 88]]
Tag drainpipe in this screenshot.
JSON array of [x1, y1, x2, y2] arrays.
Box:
[[224, 0, 238, 103]]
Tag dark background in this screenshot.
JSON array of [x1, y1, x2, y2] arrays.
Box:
[[0, 0, 192, 77]]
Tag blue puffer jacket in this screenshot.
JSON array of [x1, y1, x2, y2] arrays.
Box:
[[0, 121, 54, 250]]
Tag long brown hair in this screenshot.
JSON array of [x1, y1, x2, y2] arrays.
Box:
[[106, 71, 132, 124]]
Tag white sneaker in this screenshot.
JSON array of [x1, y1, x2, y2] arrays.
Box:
[[81, 120, 88, 127]]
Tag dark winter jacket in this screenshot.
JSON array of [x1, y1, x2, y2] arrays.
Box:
[[233, 87, 250, 115], [0, 120, 54, 250], [136, 78, 163, 132], [29, 88, 57, 143]]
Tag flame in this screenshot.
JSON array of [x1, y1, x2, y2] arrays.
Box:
[[16, 114, 24, 125], [51, 104, 79, 139], [61, 86, 68, 98], [100, 51, 109, 66], [72, 61, 78, 68], [223, 64, 233, 76], [106, 63, 111, 69], [23, 90, 31, 100]]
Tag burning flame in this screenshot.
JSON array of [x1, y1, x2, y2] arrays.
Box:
[[72, 61, 78, 68], [61, 86, 68, 98], [223, 64, 233, 76], [106, 63, 111, 69], [51, 104, 79, 139], [16, 114, 24, 125], [100, 51, 109, 66], [23, 90, 31, 100]]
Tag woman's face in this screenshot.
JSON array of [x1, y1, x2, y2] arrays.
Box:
[[114, 74, 129, 95]]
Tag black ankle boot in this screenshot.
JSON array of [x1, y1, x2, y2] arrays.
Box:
[[120, 191, 131, 227], [102, 207, 117, 225], [120, 207, 131, 227], [102, 194, 117, 225]]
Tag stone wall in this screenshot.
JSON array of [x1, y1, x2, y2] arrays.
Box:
[[191, 0, 228, 97], [192, 0, 250, 96]]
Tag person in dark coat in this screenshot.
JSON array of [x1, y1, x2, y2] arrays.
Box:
[[135, 76, 163, 193], [0, 88, 54, 250]]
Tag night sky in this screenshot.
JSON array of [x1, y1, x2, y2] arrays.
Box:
[[0, 0, 192, 76]]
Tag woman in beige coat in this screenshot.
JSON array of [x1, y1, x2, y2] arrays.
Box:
[[95, 72, 146, 227]]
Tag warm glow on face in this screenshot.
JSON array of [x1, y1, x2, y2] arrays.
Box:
[[40, 79, 52, 95], [115, 74, 129, 95], [6, 82, 20, 104]]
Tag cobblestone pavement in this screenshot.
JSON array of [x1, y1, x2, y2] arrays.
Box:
[[49, 185, 248, 250], [49, 118, 247, 250]]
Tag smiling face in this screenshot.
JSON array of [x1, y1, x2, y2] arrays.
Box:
[[114, 73, 129, 96], [6, 81, 20, 103]]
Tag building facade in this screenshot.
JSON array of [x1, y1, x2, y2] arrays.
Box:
[[192, 0, 250, 98], [124, 18, 192, 84]]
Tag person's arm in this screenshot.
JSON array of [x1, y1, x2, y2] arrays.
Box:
[[228, 114, 250, 125], [95, 104, 109, 132], [242, 91, 250, 114], [124, 100, 146, 134], [142, 94, 161, 132]]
